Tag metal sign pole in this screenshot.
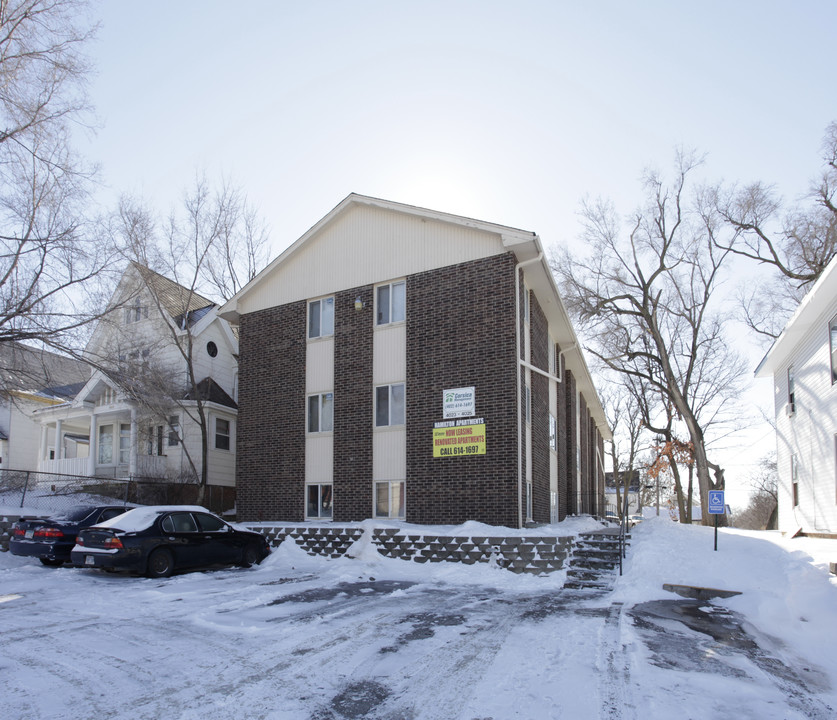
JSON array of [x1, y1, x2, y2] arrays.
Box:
[[714, 514, 718, 552]]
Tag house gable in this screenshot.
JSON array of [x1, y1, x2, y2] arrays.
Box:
[[225, 198, 515, 318]]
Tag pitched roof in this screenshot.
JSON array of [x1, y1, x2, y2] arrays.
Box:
[[755, 254, 837, 377], [184, 377, 237, 409], [0, 342, 89, 394], [132, 263, 216, 323]]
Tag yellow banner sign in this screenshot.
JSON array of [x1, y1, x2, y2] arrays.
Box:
[[433, 421, 486, 457]]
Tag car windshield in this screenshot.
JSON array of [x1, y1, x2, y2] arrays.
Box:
[[51, 506, 96, 522]]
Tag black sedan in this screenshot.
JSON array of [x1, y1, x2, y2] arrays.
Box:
[[71, 505, 271, 578], [9, 505, 129, 566]]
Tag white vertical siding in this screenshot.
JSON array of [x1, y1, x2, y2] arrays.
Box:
[[240, 205, 505, 315], [372, 313, 406, 491], [306, 338, 335, 393], [305, 335, 334, 485], [774, 304, 837, 533]]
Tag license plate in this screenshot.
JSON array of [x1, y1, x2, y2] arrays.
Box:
[[25, 530, 34, 539], [84, 555, 95, 566]]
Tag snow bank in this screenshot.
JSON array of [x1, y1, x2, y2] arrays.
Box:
[[613, 517, 837, 683]]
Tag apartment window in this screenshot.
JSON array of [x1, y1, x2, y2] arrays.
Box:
[[308, 393, 334, 433], [375, 481, 405, 518], [524, 385, 532, 426], [375, 384, 405, 427], [830, 314, 837, 384], [376, 281, 405, 325], [548, 339, 557, 376], [308, 297, 334, 339], [787, 366, 795, 409], [98, 425, 113, 464], [215, 418, 230, 451], [549, 413, 558, 451], [792, 454, 799, 507], [168, 415, 180, 447], [118, 424, 131, 465], [307, 483, 333, 519]]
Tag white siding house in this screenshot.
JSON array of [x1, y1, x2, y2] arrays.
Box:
[[33, 264, 239, 490], [755, 256, 837, 535]]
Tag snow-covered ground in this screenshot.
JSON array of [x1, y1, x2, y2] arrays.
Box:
[[1, 514, 835, 719]]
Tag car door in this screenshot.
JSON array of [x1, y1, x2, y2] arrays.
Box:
[[193, 512, 240, 566], [159, 512, 205, 568]]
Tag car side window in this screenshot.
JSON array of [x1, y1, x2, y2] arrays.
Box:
[[195, 513, 227, 532], [162, 513, 198, 533], [100, 508, 124, 522]]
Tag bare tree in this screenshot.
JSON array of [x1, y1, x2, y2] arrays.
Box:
[[602, 378, 646, 520], [553, 151, 747, 524], [104, 178, 271, 501], [0, 1, 117, 355], [733, 453, 778, 530], [710, 120, 837, 338]]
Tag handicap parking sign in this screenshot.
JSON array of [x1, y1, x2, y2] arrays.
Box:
[[708, 490, 725, 514]]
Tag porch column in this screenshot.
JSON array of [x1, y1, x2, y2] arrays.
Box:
[[55, 419, 63, 459], [39, 424, 49, 464], [129, 407, 137, 477], [88, 415, 97, 476]]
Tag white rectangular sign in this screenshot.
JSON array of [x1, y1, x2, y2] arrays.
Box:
[[443, 387, 475, 419]]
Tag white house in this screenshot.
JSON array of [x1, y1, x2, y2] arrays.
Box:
[[33, 264, 239, 492], [0, 343, 89, 472], [755, 256, 837, 536]]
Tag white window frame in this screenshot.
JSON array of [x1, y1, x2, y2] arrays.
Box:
[[549, 413, 558, 452], [168, 415, 180, 447], [308, 297, 334, 339], [375, 383, 405, 427], [306, 483, 333, 520], [98, 424, 114, 465], [376, 280, 406, 326], [307, 392, 334, 433], [215, 417, 231, 451], [375, 480, 405, 518]]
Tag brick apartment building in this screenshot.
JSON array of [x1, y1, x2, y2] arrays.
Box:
[[219, 194, 610, 528]]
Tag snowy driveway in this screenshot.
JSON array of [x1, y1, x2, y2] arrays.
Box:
[[2, 531, 834, 720]]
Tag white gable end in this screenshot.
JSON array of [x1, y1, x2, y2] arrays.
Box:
[[236, 202, 508, 316]]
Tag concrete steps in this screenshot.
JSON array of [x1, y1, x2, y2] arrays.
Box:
[[564, 529, 629, 591]]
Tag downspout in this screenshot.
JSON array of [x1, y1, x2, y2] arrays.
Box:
[[515, 252, 543, 529]]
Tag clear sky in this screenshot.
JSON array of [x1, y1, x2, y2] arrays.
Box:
[[81, 1, 837, 507]]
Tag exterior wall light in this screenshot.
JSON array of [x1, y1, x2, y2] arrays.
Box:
[[354, 297, 364, 311]]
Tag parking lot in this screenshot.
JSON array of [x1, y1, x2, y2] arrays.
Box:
[[3, 527, 836, 720]]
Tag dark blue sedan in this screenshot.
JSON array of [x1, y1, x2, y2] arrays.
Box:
[[9, 505, 129, 566], [72, 506, 271, 578]]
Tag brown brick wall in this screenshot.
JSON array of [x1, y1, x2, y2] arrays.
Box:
[[333, 286, 374, 521], [555, 343, 569, 521], [565, 369, 578, 515], [236, 302, 306, 521], [530, 294, 550, 524], [579, 393, 590, 513], [406, 253, 519, 527]]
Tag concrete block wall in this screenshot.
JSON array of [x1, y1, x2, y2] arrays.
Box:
[[249, 524, 574, 575]]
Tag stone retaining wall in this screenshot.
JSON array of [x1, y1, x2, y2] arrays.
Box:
[[248, 525, 574, 575]]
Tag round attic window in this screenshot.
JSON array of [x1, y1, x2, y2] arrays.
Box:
[[206, 341, 218, 358]]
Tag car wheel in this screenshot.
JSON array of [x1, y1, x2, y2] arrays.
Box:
[[146, 548, 174, 578], [39, 557, 63, 567], [240, 543, 261, 568]]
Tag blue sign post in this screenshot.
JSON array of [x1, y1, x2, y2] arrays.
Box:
[[709, 490, 725, 551]]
